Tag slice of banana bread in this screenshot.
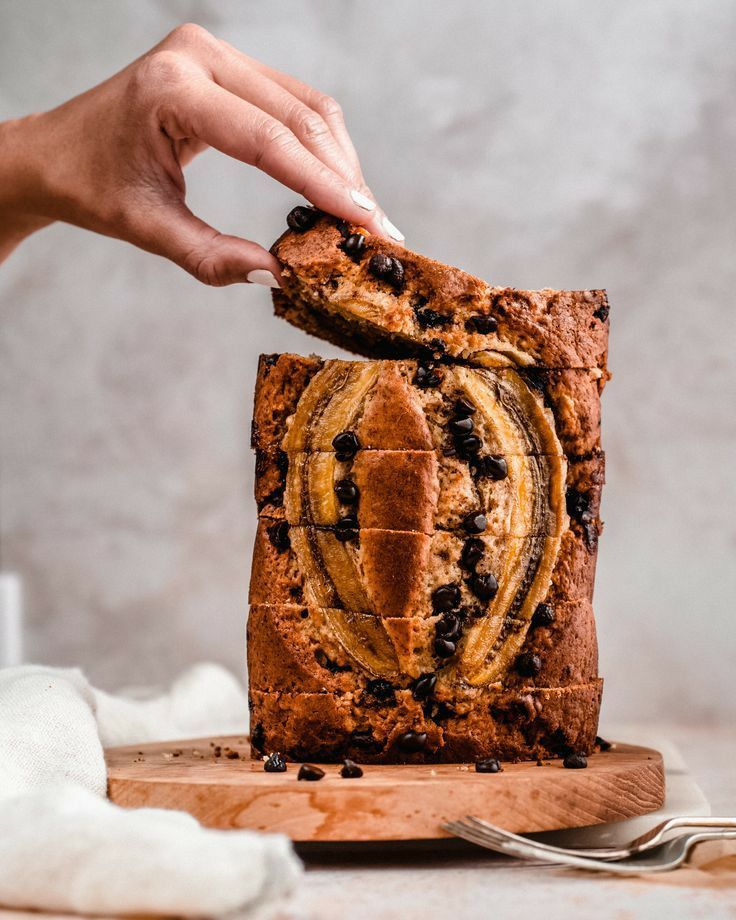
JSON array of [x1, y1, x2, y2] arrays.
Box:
[[270, 213, 609, 372]]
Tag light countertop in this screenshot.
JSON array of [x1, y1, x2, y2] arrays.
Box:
[[289, 724, 736, 920]]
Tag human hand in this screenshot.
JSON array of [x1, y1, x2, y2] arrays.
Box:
[[0, 23, 403, 285]]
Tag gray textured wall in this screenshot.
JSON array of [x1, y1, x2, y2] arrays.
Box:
[[1, 0, 735, 724]]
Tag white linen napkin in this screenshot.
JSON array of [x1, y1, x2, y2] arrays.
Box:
[[0, 663, 302, 916]]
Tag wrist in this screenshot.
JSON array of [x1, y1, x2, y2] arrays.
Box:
[[0, 114, 56, 261]]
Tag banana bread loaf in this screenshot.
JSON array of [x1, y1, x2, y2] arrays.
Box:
[[246, 209, 608, 764]]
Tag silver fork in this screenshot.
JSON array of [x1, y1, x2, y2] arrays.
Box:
[[444, 822, 736, 875], [445, 815, 736, 861]]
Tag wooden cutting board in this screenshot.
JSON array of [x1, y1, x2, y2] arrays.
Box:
[[106, 736, 664, 841], [106, 736, 664, 842]]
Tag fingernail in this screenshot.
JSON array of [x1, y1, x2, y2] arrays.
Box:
[[381, 215, 405, 242], [350, 189, 376, 211], [247, 269, 280, 288]]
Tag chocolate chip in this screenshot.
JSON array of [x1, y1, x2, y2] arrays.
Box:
[[267, 521, 290, 551], [287, 206, 319, 232], [434, 637, 456, 659], [456, 434, 482, 457], [596, 736, 612, 752], [432, 584, 461, 613], [450, 416, 474, 436], [342, 232, 366, 260], [366, 678, 395, 701], [436, 613, 462, 641], [475, 455, 508, 480], [453, 397, 477, 418], [340, 759, 364, 778], [350, 730, 381, 752], [563, 751, 588, 769], [298, 763, 326, 781], [465, 313, 498, 334], [532, 603, 556, 628], [336, 219, 351, 238], [300, 608, 310, 619], [516, 652, 542, 677], [334, 515, 359, 542], [463, 511, 487, 534], [471, 572, 499, 601], [264, 752, 287, 773], [475, 757, 502, 773], [368, 253, 405, 288], [428, 338, 446, 356], [334, 479, 359, 504], [414, 363, 441, 388], [566, 489, 593, 524], [460, 538, 485, 570], [412, 673, 437, 701], [593, 302, 609, 322], [332, 431, 360, 460], [415, 305, 450, 329], [396, 730, 428, 753]]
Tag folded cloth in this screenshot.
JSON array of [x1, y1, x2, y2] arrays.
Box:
[[0, 663, 302, 916]]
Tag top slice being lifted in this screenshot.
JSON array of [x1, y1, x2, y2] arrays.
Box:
[[271, 209, 609, 372]]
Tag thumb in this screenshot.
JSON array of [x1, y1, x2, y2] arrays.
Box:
[[136, 202, 282, 288]]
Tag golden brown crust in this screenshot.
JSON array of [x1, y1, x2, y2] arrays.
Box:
[[271, 215, 609, 372], [247, 601, 597, 695], [248, 682, 603, 763]]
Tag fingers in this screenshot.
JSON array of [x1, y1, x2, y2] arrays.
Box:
[[212, 45, 361, 190], [169, 74, 391, 237], [248, 58, 365, 185], [133, 199, 282, 288], [154, 26, 403, 240]]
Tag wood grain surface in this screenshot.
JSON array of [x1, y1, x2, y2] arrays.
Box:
[[106, 736, 665, 842]]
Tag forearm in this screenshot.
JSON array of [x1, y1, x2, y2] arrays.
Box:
[[0, 114, 55, 262]]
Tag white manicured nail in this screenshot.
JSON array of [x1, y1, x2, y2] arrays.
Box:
[[382, 215, 405, 241], [350, 189, 376, 211], [247, 269, 280, 288]]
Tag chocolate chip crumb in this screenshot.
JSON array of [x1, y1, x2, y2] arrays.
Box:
[[287, 206, 319, 232], [334, 479, 360, 504], [264, 752, 287, 773], [412, 673, 437, 701], [267, 521, 290, 552], [432, 583, 461, 613], [342, 232, 366, 260], [298, 763, 325, 781], [460, 537, 485, 570], [397, 730, 428, 753], [463, 511, 487, 535], [340, 759, 364, 779], [595, 736, 612, 752], [465, 314, 498, 334], [414, 362, 442, 388], [368, 253, 405, 288], [334, 515, 360, 542], [474, 455, 508, 480], [434, 637, 456, 659], [563, 751, 588, 769], [475, 757, 502, 773], [366, 678, 395, 701], [532, 603, 556, 628], [471, 572, 499, 601], [516, 652, 543, 677], [332, 430, 360, 460]]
